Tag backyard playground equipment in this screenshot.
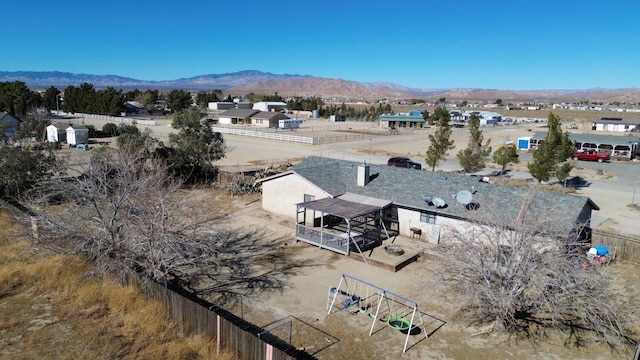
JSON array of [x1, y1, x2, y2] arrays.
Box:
[[327, 274, 428, 353]]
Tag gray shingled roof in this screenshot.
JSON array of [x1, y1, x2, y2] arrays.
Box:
[[219, 109, 260, 118], [251, 112, 289, 121], [291, 156, 599, 234]]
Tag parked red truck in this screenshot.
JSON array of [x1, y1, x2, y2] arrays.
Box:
[[571, 149, 610, 163]]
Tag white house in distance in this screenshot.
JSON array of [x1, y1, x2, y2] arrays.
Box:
[[253, 101, 287, 112], [592, 117, 640, 132], [449, 110, 502, 126], [218, 109, 260, 125], [250, 111, 290, 128]]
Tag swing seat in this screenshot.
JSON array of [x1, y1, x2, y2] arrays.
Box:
[[387, 317, 411, 331]]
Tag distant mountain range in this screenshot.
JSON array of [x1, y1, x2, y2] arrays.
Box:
[[1, 70, 638, 103]]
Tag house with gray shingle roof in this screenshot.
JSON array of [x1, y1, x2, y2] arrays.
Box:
[[259, 156, 598, 254], [250, 111, 290, 128], [218, 109, 260, 125]]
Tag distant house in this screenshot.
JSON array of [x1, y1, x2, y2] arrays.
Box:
[[530, 132, 639, 159], [208, 102, 253, 110], [449, 110, 501, 125], [0, 112, 21, 140], [46, 124, 69, 143], [250, 111, 290, 128], [253, 102, 287, 112], [378, 112, 426, 129], [592, 117, 640, 132], [257, 157, 598, 257], [218, 109, 260, 125], [123, 101, 148, 116]]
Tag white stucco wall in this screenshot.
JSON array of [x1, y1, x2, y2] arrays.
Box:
[[397, 208, 472, 244], [218, 117, 233, 125], [261, 174, 330, 219], [595, 123, 636, 132]]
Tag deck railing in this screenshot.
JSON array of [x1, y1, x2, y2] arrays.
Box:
[[295, 224, 351, 255]]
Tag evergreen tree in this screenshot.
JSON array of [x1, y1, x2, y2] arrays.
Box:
[[42, 86, 61, 111], [456, 114, 492, 173], [167, 89, 193, 112], [527, 113, 575, 182], [167, 107, 225, 184], [492, 144, 519, 176], [425, 108, 455, 171]]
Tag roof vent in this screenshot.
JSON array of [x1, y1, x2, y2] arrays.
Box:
[[423, 195, 433, 204], [438, 176, 448, 182], [432, 197, 447, 208]]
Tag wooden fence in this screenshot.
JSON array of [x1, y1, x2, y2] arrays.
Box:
[[1, 199, 314, 360], [591, 230, 640, 264], [140, 277, 316, 360]]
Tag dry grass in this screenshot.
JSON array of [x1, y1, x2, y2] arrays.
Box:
[[0, 210, 234, 360]]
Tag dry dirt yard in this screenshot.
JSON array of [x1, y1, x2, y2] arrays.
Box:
[[74, 116, 639, 358], [192, 189, 639, 360]]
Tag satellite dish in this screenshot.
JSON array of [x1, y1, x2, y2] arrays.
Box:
[[432, 197, 446, 208], [456, 190, 473, 205]]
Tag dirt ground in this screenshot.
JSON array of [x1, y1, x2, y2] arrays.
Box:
[[193, 189, 639, 360], [73, 116, 639, 358]]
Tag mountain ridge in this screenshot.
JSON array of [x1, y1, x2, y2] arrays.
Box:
[[1, 70, 638, 103]]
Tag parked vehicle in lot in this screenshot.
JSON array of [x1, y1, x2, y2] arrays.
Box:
[[387, 157, 422, 169], [571, 149, 610, 163]]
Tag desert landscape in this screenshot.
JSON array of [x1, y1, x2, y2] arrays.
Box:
[[60, 113, 639, 359]]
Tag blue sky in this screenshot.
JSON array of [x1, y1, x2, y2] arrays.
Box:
[[2, 0, 639, 90]]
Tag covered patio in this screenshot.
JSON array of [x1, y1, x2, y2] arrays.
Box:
[[295, 195, 391, 263]]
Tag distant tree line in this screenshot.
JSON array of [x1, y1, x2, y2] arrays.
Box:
[[62, 83, 125, 116], [286, 96, 324, 111], [318, 102, 393, 121], [0, 81, 42, 116]]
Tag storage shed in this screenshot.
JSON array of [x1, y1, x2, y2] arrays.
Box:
[[46, 124, 69, 143], [66, 126, 89, 146], [517, 137, 531, 150]]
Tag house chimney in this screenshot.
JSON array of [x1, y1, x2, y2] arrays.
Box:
[[357, 160, 370, 186]]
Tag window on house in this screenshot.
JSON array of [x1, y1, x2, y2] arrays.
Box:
[[304, 194, 315, 203], [420, 212, 436, 224]]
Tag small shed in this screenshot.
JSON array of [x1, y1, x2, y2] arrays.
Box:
[[517, 137, 531, 150], [66, 126, 89, 146], [46, 124, 69, 143]]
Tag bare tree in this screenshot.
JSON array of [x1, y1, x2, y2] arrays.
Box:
[[431, 193, 634, 351], [24, 145, 305, 295]]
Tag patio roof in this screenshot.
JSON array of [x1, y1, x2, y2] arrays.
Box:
[[297, 197, 383, 219]]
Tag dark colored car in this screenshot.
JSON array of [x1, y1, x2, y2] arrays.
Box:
[[387, 157, 422, 170]]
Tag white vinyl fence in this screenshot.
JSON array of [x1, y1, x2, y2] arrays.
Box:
[[73, 113, 157, 126]]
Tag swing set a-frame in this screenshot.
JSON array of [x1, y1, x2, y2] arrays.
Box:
[[326, 273, 428, 353]]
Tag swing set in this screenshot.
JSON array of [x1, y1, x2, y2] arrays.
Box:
[[327, 273, 428, 353]]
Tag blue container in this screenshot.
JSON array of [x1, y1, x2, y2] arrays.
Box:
[[593, 245, 609, 256]]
